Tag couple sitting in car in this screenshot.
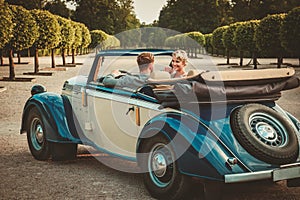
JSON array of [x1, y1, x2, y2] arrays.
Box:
[[102, 50, 188, 89]]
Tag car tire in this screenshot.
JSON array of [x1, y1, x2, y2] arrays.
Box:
[[51, 142, 78, 161], [140, 135, 191, 200], [230, 103, 299, 165], [26, 107, 51, 161]]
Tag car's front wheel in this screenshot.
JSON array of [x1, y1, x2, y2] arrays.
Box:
[[26, 107, 51, 161], [140, 135, 191, 200]]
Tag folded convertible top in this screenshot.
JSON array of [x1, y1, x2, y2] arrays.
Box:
[[150, 68, 300, 106]]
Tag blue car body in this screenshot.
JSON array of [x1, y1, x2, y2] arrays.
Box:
[[21, 49, 300, 197]]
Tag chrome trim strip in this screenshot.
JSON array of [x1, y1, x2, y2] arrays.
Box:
[[225, 170, 273, 183], [225, 163, 300, 183]]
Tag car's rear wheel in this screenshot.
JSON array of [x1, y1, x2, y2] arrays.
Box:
[[26, 107, 51, 161], [140, 135, 191, 200], [230, 103, 299, 165]]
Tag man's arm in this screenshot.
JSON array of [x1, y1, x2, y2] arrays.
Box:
[[102, 70, 122, 87], [102, 74, 118, 87]]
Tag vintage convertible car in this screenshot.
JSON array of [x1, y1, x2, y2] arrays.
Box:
[[21, 49, 300, 199]]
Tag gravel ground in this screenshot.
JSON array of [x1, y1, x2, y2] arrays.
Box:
[[0, 55, 300, 200]]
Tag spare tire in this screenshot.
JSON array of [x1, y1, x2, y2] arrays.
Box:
[[230, 103, 299, 165]]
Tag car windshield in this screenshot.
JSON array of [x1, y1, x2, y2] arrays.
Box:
[[96, 55, 171, 79]]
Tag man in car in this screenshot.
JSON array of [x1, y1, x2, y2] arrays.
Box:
[[102, 52, 154, 89]]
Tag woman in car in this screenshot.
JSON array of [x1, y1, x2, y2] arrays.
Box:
[[165, 49, 188, 78]]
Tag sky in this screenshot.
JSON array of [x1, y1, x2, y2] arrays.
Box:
[[133, 0, 168, 24]]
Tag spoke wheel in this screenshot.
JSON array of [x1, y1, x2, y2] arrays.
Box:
[[231, 104, 299, 165]]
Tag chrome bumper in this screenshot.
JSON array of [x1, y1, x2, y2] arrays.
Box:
[[225, 163, 300, 183]]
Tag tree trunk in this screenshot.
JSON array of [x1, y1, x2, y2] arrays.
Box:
[[17, 52, 21, 64], [253, 52, 258, 69], [72, 49, 75, 64], [239, 51, 244, 66], [9, 49, 15, 80], [0, 50, 3, 66], [34, 48, 39, 74], [61, 48, 66, 66], [277, 57, 283, 68], [51, 49, 56, 68], [226, 50, 230, 65]]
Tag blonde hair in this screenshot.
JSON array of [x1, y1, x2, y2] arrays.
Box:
[[172, 49, 188, 64]]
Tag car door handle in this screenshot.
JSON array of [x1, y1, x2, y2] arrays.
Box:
[[126, 106, 135, 115]]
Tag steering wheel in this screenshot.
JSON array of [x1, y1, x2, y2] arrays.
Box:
[[114, 70, 132, 79], [98, 70, 132, 82], [118, 70, 132, 76]]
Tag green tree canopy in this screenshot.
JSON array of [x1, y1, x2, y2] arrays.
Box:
[[223, 22, 242, 51], [79, 23, 91, 50], [234, 20, 260, 52], [231, 0, 300, 21], [212, 26, 228, 51], [31, 9, 61, 50], [158, 0, 232, 34], [71, 21, 83, 50], [89, 30, 120, 50], [7, 5, 39, 52], [280, 6, 300, 60], [44, 0, 71, 18], [31, 9, 61, 72], [56, 16, 75, 50], [0, 2, 14, 49], [255, 14, 287, 67], [5, 0, 48, 9], [72, 0, 139, 34]]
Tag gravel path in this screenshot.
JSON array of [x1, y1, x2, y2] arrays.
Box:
[[0, 55, 300, 199]]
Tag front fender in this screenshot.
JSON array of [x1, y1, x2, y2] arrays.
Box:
[[137, 112, 247, 181], [20, 92, 81, 143]]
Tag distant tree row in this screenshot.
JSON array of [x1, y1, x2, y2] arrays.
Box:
[[0, 2, 91, 80], [158, 0, 300, 34], [5, 0, 140, 35], [206, 7, 300, 68]]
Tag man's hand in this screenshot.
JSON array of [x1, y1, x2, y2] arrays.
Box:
[[111, 70, 122, 77]]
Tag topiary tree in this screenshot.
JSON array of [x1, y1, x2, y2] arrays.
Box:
[[185, 32, 205, 57], [234, 20, 260, 68], [56, 16, 75, 66], [212, 26, 228, 58], [280, 7, 300, 66], [255, 14, 287, 68], [31, 9, 61, 73], [204, 33, 214, 55], [89, 30, 109, 50], [79, 23, 91, 55], [223, 22, 242, 65], [70, 21, 82, 64], [5, 5, 39, 80], [0, 2, 14, 66]]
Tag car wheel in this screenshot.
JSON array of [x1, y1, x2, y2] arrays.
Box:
[[230, 103, 299, 165], [26, 107, 51, 161], [140, 135, 191, 200], [51, 142, 78, 161]]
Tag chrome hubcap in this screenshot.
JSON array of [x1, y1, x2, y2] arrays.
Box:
[[148, 143, 174, 188], [152, 153, 167, 177], [249, 112, 288, 147], [30, 118, 44, 150], [35, 124, 44, 143], [256, 122, 276, 141]]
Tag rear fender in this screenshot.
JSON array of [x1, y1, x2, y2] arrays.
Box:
[[21, 92, 81, 143], [137, 112, 246, 181]]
